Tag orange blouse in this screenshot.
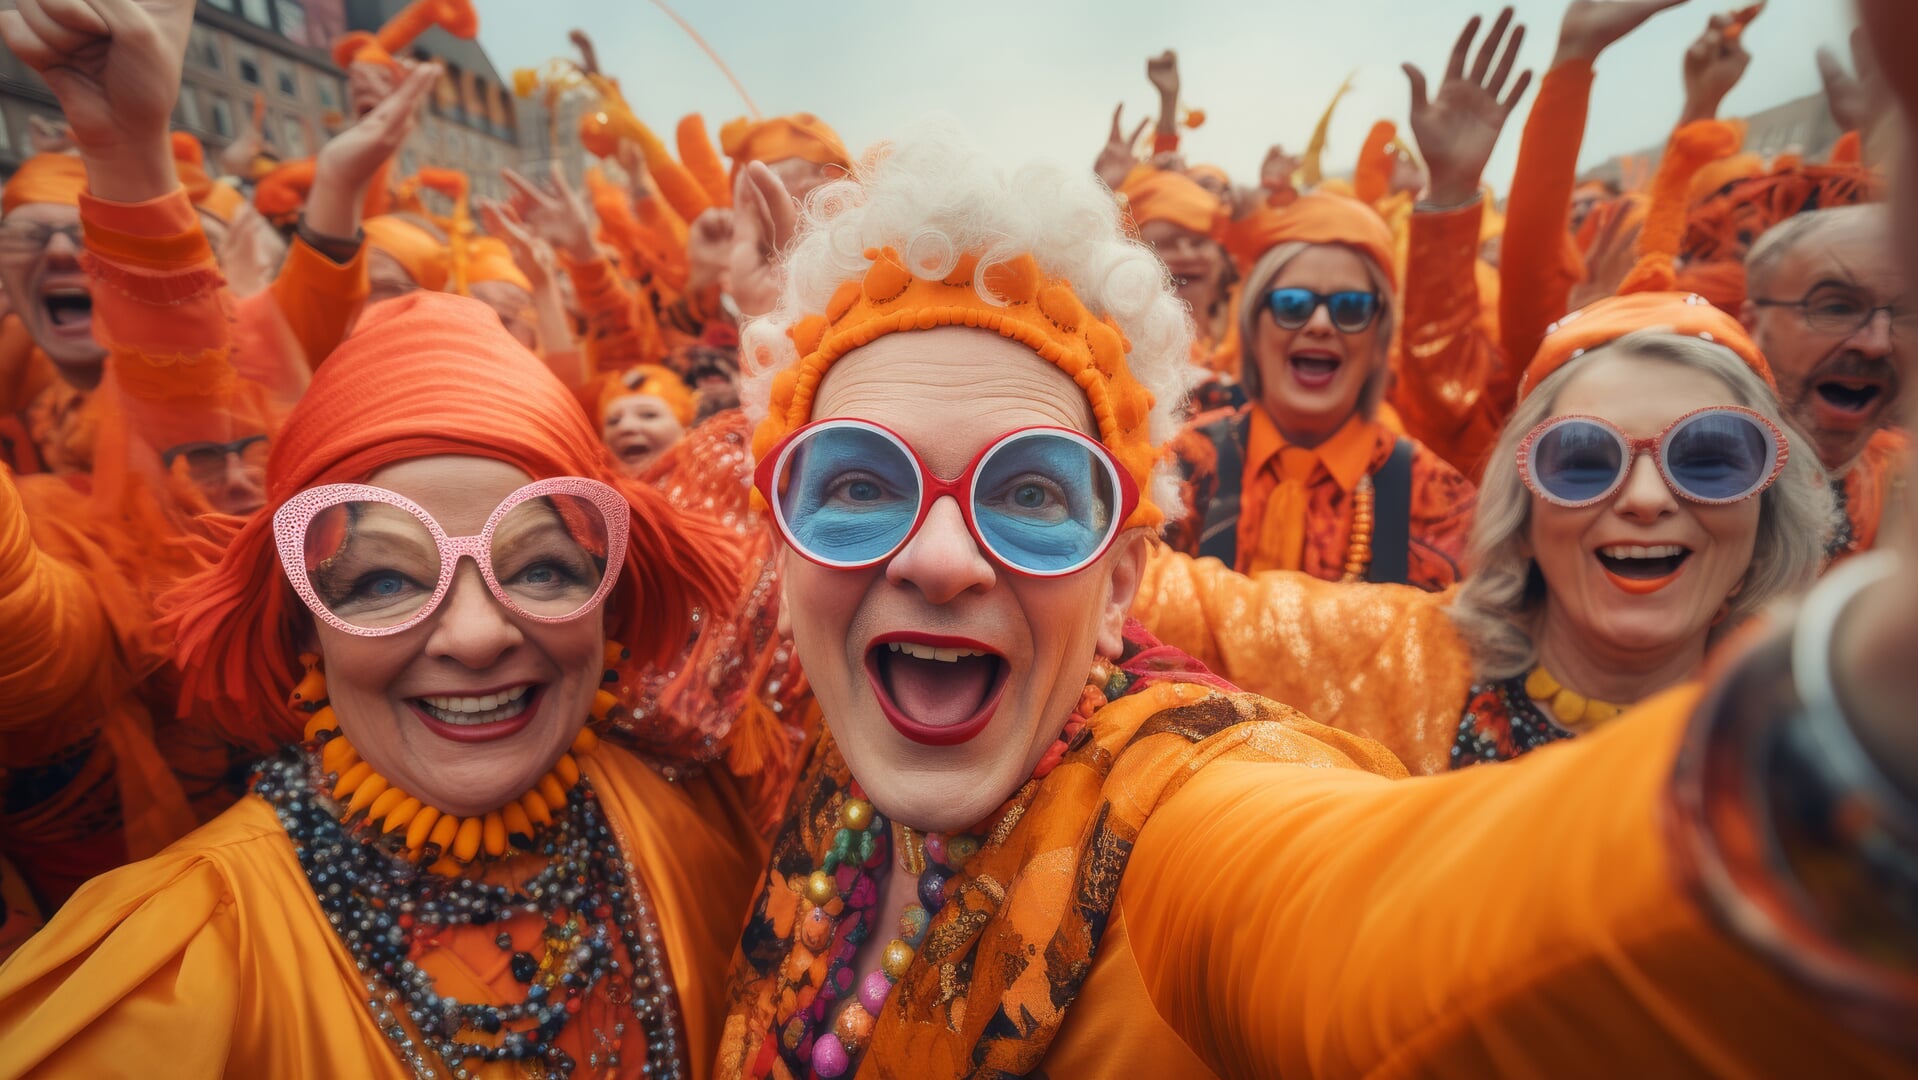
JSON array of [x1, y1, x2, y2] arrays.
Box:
[[0, 745, 766, 1078]]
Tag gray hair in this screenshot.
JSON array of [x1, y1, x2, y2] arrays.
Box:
[[1745, 204, 1890, 294], [1236, 241, 1398, 418], [1448, 330, 1835, 680]]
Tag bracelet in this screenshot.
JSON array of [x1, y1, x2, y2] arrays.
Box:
[[295, 216, 365, 265], [1413, 192, 1484, 215]]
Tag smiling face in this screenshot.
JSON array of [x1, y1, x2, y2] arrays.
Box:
[[1139, 219, 1227, 322], [601, 394, 686, 477], [775, 327, 1145, 832], [1745, 211, 1907, 471], [1526, 354, 1763, 665], [310, 455, 605, 817], [1251, 244, 1384, 445], [0, 203, 105, 381]]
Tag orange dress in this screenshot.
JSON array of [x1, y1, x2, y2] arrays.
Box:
[[0, 745, 765, 1079], [1389, 198, 1519, 481], [717, 623, 1911, 1077], [1165, 408, 1474, 592]]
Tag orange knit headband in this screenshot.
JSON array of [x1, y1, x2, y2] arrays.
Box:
[[1, 153, 87, 215], [752, 246, 1164, 528]]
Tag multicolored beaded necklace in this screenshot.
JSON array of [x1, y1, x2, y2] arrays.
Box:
[[261, 657, 687, 1079]]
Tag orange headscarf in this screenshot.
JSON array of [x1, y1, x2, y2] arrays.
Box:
[[164, 293, 736, 752], [1222, 192, 1399, 288], [170, 132, 246, 224], [465, 235, 532, 293], [597, 364, 695, 427], [1118, 167, 1224, 237], [1521, 120, 1771, 398], [363, 215, 452, 293], [752, 246, 1164, 528], [719, 112, 849, 175], [1, 153, 87, 215]]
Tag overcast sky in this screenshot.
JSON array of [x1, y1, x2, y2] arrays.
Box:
[[476, 0, 1855, 192]]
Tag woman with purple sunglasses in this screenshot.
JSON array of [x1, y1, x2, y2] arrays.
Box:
[[1139, 291, 1833, 775]]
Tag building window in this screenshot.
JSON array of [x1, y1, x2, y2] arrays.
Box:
[[236, 45, 262, 85], [316, 78, 338, 111], [176, 88, 203, 131], [275, 1, 307, 43], [282, 117, 307, 157], [0, 111, 11, 154], [276, 62, 298, 99], [211, 96, 235, 139], [239, 0, 272, 27], [188, 26, 222, 71]]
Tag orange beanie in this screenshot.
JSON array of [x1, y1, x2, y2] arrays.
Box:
[[1, 153, 87, 215], [719, 113, 850, 177], [1117, 167, 1225, 237], [163, 293, 737, 752], [363, 215, 452, 293], [596, 364, 695, 428], [1222, 192, 1399, 288]]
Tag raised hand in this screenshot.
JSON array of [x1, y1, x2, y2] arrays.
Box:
[[501, 163, 597, 263], [219, 92, 268, 179], [477, 199, 553, 289], [1817, 28, 1887, 136], [1554, 0, 1691, 67], [1146, 50, 1180, 99], [1680, 7, 1755, 123], [1095, 104, 1150, 190], [1404, 7, 1535, 207], [307, 63, 438, 240], [729, 161, 797, 320], [0, 0, 196, 200], [1260, 145, 1302, 194], [686, 206, 736, 295]]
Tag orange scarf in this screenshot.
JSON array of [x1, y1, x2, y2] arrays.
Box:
[[717, 624, 1289, 1079]]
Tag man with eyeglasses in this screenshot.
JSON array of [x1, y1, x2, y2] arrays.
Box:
[[1742, 204, 1908, 559]]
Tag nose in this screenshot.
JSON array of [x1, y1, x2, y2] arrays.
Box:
[[1610, 451, 1678, 524], [43, 230, 81, 259], [1301, 300, 1337, 337], [1847, 307, 1895, 359], [422, 560, 524, 668], [885, 496, 996, 604]]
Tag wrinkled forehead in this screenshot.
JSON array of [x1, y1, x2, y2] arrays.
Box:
[[0, 202, 79, 229], [1774, 217, 1905, 297], [811, 326, 1098, 476], [363, 455, 537, 535]]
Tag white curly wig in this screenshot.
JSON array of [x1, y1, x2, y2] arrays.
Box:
[[741, 118, 1201, 521]]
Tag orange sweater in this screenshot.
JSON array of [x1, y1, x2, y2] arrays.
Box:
[[1499, 59, 1594, 377]]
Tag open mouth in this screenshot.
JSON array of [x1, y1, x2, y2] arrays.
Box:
[[1814, 378, 1886, 415], [1595, 544, 1692, 594], [864, 634, 1010, 746], [409, 683, 544, 743], [1287, 350, 1342, 390], [39, 287, 93, 333]]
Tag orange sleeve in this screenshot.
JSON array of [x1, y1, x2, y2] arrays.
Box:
[[78, 189, 250, 451], [559, 250, 665, 374], [1499, 60, 1595, 374], [1122, 687, 1913, 1077], [1130, 546, 1475, 775], [1391, 199, 1518, 480], [0, 468, 111, 740], [265, 233, 369, 374]]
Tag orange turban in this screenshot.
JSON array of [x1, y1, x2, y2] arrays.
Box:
[[1, 153, 87, 216], [465, 235, 532, 293], [719, 112, 849, 174], [597, 364, 695, 428], [753, 246, 1165, 529], [1222, 192, 1399, 288], [363, 215, 452, 293], [164, 293, 735, 753], [172, 133, 246, 224], [1118, 167, 1224, 237]]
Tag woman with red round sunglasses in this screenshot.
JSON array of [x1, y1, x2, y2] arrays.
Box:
[[714, 125, 1916, 1078], [0, 294, 769, 1077]]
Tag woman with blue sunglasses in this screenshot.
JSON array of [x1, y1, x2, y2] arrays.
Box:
[[1164, 191, 1478, 591]]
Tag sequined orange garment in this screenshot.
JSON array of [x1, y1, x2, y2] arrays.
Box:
[[1498, 60, 1593, 377], [1390, 198, 1519, 481], [0, 744, 765, 1078], [1131, 546, 1474, 774], [1830, 427, 1909, 561], [715, 624, 1405, 1079], [1165, 408, 1474, 592]]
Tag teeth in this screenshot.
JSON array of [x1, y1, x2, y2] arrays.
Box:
[[887, 642, 987, 663], [417, 685, 533, 725], [1598, 544, 1688, 560]]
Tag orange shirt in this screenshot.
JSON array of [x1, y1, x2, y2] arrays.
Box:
[[0, 745, 765, 1078]]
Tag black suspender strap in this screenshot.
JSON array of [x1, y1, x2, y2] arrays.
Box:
[[1365, 438, 1417, 586], [1196, 412, 1248, 565]]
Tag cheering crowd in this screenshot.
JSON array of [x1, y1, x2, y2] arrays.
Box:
[[0, 0, 1914, 1075]]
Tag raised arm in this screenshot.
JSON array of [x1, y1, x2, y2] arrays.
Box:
[[1390, 9, 1531, 478]]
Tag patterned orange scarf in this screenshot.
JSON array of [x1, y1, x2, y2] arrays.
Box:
[[717, 623, 1287, 1079]]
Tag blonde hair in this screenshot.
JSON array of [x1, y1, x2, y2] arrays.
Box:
[[741, 119, 1200, 518], [1449, 330, 1835, 679]]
